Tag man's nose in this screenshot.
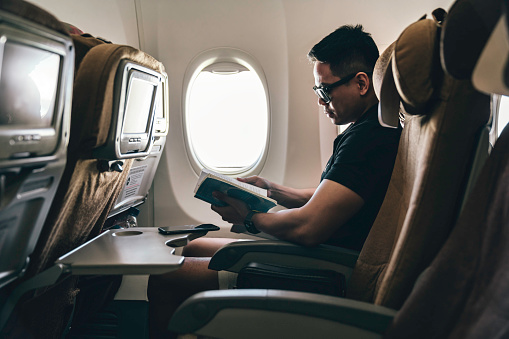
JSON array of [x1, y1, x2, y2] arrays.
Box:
[[318, 97, 328, 106]]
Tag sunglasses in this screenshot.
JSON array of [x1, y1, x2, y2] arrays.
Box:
[[313, 72, 366, 103]]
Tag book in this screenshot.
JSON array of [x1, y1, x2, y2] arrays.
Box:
[[194, 169, 277, 212]]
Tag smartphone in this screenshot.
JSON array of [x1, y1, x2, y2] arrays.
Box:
[[157, 223, 220, 235]]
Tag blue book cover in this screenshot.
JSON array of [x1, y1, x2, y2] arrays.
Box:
[[194, 169, 277, 213]]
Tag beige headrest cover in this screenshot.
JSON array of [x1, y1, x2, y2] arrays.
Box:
[[374, 42, 400, 128], [72, 35, 108, 77], [376, 17, 442, 127], [393, 18, 442, 114], [472, 14, 509, 95], [441, 0, 500, 79]]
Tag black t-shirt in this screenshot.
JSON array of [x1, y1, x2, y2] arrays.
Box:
[[321, 104, 401, 251]]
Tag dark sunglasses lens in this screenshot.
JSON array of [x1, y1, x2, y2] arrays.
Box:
[[314, 88, 330, 103]]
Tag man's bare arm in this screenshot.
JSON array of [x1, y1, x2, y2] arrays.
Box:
[[212, 179, 364, 247], [238, 176, 315, 208]]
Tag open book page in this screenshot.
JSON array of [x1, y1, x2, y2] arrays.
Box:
[[195, 169, 268, 196]]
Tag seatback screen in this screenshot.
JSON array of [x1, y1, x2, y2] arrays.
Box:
[[0, 41, 60, 127], [155, 83, 164, 120], [122, 77, 156, 134]]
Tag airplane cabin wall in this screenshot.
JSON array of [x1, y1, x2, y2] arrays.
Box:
[[28, 0, 454, 234], [138, 0, 291, 230], [28, 0, 140, 48]]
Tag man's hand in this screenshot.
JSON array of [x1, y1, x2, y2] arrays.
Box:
[[239, 176, 315, 209], [211, 191, 251, 224], [237, 176, 273, 195]]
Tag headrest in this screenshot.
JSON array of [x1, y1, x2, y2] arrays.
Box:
[[374, 42, 400, 128], [62, 22, 84, 35], [0, 0, 68, 35], [377, 13, 444, 127], [472, 6, 509, 95], [72, 35, 108, 75], [441, 0, 501, 79], [393, 17, 443, 114], [71, 42, 165, 153]]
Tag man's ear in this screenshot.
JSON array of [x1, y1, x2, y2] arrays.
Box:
[[356, 72, 370, 96]]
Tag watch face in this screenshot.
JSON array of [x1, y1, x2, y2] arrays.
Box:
[[244, 211, 260, 233], [245, 223, 259, 234]]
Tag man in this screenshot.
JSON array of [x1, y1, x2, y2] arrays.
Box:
[[148, 25, 401, 338]]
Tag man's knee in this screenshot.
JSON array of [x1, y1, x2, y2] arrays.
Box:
[[147, 257, 219, 302], [181, 237, 209, 257], [182, 237, 238, 257]]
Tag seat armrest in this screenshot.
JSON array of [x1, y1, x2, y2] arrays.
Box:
[[169, 289, 396, 338], [230, 224, 279, 240], [209, 240, 359, 279]]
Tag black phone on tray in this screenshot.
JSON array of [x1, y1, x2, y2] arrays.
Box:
[[157, 223, 220, 235]]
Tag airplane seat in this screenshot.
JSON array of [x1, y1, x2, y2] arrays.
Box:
[[1, 32, 167, 338], [386, 0, 509, 336], [0, 0, 74, 333], [66, 36, 171, 339], [347, 8, 491, 308], [385, 127, 509, 336], [205, 8, 491, 310], [167, 3, 509, 338]]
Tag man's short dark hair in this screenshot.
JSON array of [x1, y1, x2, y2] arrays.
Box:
[[308, 25, 379, 78]]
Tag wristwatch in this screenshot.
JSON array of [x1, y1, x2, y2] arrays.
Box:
[[244, 211, 260, 234]]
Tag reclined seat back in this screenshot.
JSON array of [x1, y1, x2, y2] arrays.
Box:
[[385, 0, 509, 336], [386, 115, 509, 338], [0, 0, 73, 296], [347, 11, 491, 309], [3, 33, 166, 338]]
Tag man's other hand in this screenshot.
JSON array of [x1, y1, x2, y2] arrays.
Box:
[[211, 191, 251, 224]]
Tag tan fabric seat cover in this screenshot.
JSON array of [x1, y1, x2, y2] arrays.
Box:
[[2, 37, 165, 338], [385, 123, 509, 338], [347, 16, 490, 309]]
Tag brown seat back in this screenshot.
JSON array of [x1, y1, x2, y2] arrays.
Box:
[[0, 0, 72, 303], [386, 115, 509, 339], [347, 12, 491, 309], [4, 35, 165, 338], [385, 0, 509, 336]]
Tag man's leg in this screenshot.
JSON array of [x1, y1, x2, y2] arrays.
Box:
[[147, 238, 237, 338], [182, 237, 238, 257], [148, 257, 217, 339]]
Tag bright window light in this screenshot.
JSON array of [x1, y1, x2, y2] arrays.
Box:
[[187, 65, 268, 173], [498, 95, 509, 137]]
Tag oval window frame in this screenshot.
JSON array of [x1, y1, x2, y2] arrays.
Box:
[[183, 47, 271, 176]]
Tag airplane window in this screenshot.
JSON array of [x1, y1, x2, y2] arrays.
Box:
[[498, 95, 509, 137], [186, 61, 269, 174]]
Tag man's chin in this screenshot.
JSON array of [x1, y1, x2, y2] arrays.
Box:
[[326, 114, 338, 124], [330, 117, 343, 125]]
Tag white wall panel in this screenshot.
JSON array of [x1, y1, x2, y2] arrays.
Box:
[[29, 0, 139, 47], [139, 0, 290, 229]]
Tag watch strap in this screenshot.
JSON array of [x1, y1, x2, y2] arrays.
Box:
[[244, 210, 260, 234]]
